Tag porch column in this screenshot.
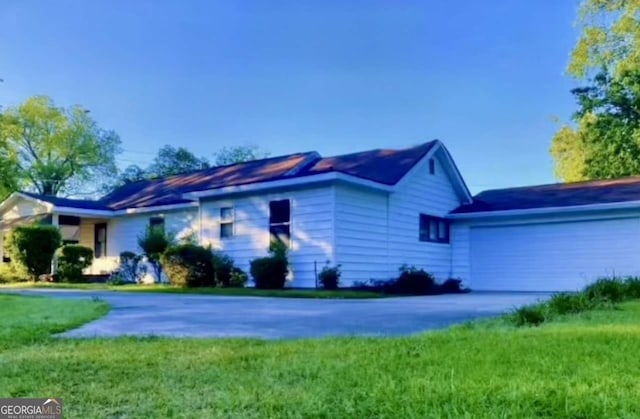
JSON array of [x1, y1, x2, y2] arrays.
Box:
[[51, 213, 59, 275], [0, 232, 4, 263]]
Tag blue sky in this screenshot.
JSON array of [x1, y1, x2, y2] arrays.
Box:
[[0, 1, 580, 193]]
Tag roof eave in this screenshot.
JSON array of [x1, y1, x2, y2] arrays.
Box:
[[447, 200, 640, 219]]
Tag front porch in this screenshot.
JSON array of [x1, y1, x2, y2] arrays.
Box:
[[0, 193, 116, 275]]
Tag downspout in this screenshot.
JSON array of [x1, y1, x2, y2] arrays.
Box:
[[198, 198, 203, 246]]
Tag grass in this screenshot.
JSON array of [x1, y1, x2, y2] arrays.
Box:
[[0, 282, 385, 299], [1, 294, 640, 417]]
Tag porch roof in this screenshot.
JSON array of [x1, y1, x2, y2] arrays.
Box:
[[0, 213, 49, 231], [19, 191, 112, 211]]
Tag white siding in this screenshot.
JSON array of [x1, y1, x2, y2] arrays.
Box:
[[107, 209, 199, 257], [1, 198, 48, 222], [334, 184, 389, 285], [200, 186, 335, 287], [388, 152, 461, 280], [333, 153, 465, 285], [468, 215, 640, 291], [450, 222, 471, 284]]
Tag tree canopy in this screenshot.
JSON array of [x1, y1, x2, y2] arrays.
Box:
[[551, 0, 640, 181], [146, 145, 210, 178], [0, 96, 121, 196], [116, 144, 269, 187], [213, 144, 270, 166]]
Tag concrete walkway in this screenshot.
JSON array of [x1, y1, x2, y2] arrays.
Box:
[[5, 289, 549, 339]]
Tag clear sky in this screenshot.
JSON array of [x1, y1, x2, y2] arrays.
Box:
[[0, 1, 580, 193]]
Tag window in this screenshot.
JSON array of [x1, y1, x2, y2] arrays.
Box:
[[149, 216, 164, 231], [428, 158, 435, 175], [269, 199, 291, 246], [419, 214, 449, 243], [59, 215, 81, 245], [220, 207, 234, 239], [94, 223, 107, 258]]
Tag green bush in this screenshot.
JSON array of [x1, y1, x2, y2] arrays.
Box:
[[623, 277, 640, 299], [137, 225, 175, 283], [57, 245, 94, 283], [394, 265, 436, 295], [0, 263, 29, 283], [212, 252, 236, 287], [7, 225, 62, 280], [319, 262, 341, 290], [250, 244, 288, 289], [512, 304, 547, 327], [118, 251, 146, 283], [438, 278, 469, 294], [546, 292, 594, 315], [584, 277, 627, 303], [161, 244, 215, 288], [229, 267, 248, 288]]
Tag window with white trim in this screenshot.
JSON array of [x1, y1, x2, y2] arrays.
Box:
[[269, 199, 291, 247], [419, 214, 449, 243], [220, 207, 234, 239]]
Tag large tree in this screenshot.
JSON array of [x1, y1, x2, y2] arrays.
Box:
[[0, 96, 121, 196], [551, 0, 640, 181], [115, 144, 269, 187], [213, 144, 270, 166], [146, 145, 210, 178]]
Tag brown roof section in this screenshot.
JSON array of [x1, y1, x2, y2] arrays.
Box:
[[452, 176, 640, 214], [102, 152, 320, 209], [18, 142, 439, 211], [304, 141, 437, 185]]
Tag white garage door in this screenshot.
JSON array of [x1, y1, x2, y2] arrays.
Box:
[[470, 217, 640, 291]]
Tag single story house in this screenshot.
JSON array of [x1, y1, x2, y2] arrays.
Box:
[[1, 140, 638, 291]]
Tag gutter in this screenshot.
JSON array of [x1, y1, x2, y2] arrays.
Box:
[[447, 200, 640, 220]]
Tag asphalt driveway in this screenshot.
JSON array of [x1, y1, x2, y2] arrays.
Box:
[[6, 289, 549, 339]]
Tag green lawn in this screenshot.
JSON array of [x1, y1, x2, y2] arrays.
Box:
[[0, 282, 384, 299], [1, 294, 640, 417]]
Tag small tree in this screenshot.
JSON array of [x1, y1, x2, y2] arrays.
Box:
[[57, 245, 93, 283], [8, 225, 62, 281], [137, 225, 175, 283], [117, 251, 146, 283]]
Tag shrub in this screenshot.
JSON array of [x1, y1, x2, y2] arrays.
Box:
[[229, 267, 248, 288], [250, 243, 289, 289], [7, 225, 62, 280], [511, 304, 547, 327], [394, 265, 436, 295], [0, 263, 29, 283], [137, 225, 175, 283], [546, 292, 594, 315], [57, 245, 94, 283], [438, 278, 469, 294], [318, 262, 341, 290], [623, 276, 640, 299], [161, 244, 215, 287], [212, 252, 236, 287], [118, 251, 146, 283], [583, 277, 627, 303]]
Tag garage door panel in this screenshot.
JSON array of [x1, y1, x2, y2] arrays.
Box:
[[470, 218, 640, 291]]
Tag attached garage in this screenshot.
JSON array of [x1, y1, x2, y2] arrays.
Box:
[[451, 177, 640, 292], [468, 217, 640, 291]]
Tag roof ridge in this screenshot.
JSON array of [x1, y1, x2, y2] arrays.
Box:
[[319, 140, 437, 161]]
